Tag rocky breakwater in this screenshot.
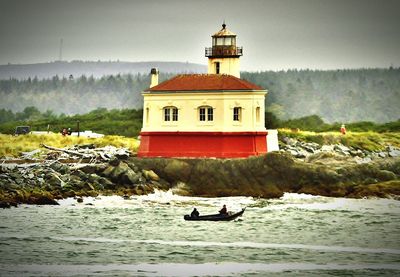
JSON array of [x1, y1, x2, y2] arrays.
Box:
[[130, 150, 400, 199], [280, 136, 400, 161], [0, 157, 169, 207], [1, 140, 400, 207]]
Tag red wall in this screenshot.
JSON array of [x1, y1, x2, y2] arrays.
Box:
[[138, 131, 268, 158]]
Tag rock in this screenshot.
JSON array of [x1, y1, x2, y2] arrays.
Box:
[[334, 144, 351, 152], [0, 201, 11, 208], [71, 170, 88, 181], [321, 145, 335, 152], [377, 152, 387, 158], [110, 162, 128, 178], [102, 165, 115, 178], [164, 159, 192, 183], [348, 180, 400, 198], [375, 170, 397, 181], [108, 157, 120, 166], [79, 164, 106, 174], [85, 183, 95, 191], [28, 195, 59, 205], [387, 146, 400, 157], [49, 162, 70, 174], [122, 170, 140, 185], [142, 169, 160, 181], [303, 144, 316, 153], [47, 172, 65, 188], [350, 149, 364, 157]]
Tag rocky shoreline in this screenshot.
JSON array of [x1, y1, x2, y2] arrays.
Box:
[[1, 139, 400, 207]]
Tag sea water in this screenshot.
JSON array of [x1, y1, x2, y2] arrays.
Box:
[[0, 191, 399, 276]]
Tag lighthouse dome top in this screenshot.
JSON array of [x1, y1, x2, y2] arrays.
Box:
[[212, 23, 236, 37]]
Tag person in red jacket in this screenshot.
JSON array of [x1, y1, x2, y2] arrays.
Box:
[[340, 124, 347, 135]]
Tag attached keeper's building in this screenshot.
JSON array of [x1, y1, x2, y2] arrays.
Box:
[[138, 23, 269, 158]]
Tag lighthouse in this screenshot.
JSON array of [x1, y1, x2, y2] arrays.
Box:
[[137, 23, 268, 158], [206, 22, 242, 78]]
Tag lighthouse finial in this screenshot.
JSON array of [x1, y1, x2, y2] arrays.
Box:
[[222, 20, 226, 29]]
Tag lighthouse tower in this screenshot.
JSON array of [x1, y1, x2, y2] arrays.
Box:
[[137, 23, 268, 158], [206, 23, 242, 78]]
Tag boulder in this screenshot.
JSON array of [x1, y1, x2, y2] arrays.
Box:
[[122, 170, 141, 185], [28, 195, 59, 205], [321, 145, 335, 152], [49, 162, 70, 174], [142, 169, 160, 181], [47, 172, 65, 188], [108, 157, 120, 166], [0, 201, 11, 208], [388, 146, 400, 157], [111, 162, 130, 180]]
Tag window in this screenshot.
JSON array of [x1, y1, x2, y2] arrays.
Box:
[[164, 108, 170, 121], [215, 62, 220, 74], [224, 37, 232, 45], [233, 107, 242, 122], [207, 107, 213, 121], [199, 107, 206, 121], [172, 108, 178, 121], [256, 107, 260, 123], [146, 107, 149, 124], [199, 106, 214, 122], [163, 107, 178, 122]]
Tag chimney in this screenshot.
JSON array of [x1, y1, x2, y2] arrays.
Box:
[[150, 68, 159, 88]]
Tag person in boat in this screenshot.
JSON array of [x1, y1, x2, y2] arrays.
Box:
[[219, 204, 228, 215], [191, 208, 200, 218]]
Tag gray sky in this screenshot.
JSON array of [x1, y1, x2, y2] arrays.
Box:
[[0, 0, 399, 71]]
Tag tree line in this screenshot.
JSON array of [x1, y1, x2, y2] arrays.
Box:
[[242, 67, 400, 123], [0, 68, 399, 124], [0, 107, 398, 137]]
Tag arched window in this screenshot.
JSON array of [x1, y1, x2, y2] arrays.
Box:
[[233, 107, 242, 122], [163, 106, 178, 122], [198, 106, 214, 122]]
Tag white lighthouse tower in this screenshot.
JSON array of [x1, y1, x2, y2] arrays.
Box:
[[205, 23, 242, 78]]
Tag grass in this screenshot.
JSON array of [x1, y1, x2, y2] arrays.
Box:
[[278, 128, 400, 151], [1, 130, 399, 158], [0, 133, 140, 158]]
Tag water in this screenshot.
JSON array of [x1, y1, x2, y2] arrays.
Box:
[[0, 191, 399, 276]]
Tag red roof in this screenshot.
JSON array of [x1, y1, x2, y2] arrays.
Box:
[[147, 74, 264, 92]]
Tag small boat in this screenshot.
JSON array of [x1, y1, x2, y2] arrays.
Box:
[[184, 208, 246, 221]]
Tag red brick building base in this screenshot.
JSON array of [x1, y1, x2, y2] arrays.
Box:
[[138, 131, 268, 158]]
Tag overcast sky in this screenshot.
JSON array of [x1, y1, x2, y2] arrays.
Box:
[[0, 0, 399, 71]]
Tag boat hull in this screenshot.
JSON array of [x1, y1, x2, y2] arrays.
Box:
[[184, 208, 245, 221]]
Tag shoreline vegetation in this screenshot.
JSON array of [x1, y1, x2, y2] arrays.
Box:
[[0, 129, 399, 207]]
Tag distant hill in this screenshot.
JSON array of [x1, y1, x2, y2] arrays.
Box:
[[0, 61, 207, 80]]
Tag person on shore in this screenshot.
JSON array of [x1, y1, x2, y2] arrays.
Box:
[[340, 124, 347, 135], [191, 208, 199, 218], [219, 204, 227, 215]]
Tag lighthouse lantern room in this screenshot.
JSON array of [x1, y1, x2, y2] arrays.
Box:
[[205, 23, 242, 78], [138, 23, 269, 158]]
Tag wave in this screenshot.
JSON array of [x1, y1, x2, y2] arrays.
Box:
[[265, 193, 400, 213], [2, 233, 398, 255], [0, 262, 399, 276]]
